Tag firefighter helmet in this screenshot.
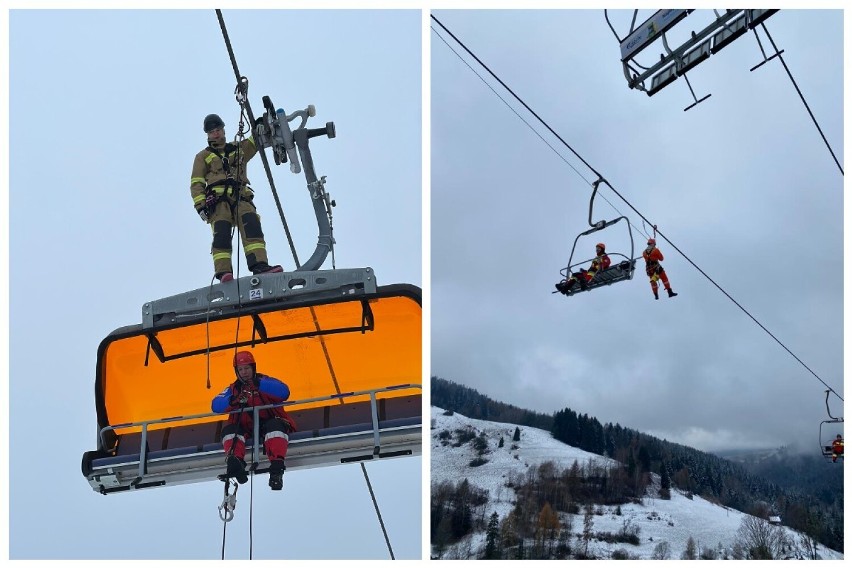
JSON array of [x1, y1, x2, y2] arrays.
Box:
[[203, 113, 225, 133], [647, 238, 656, 246], [595, 243, 606, 251], [233, 351, 256, 367]]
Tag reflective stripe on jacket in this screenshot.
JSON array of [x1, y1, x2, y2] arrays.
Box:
[[190, 137, 257, 208]]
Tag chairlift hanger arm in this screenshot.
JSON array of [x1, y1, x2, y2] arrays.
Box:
[[825, 389, 843, 422], [256, 94, 337, 271], [562, 178, 635, 274]]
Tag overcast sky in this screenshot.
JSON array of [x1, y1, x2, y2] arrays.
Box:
[[9, 9, 421, 560], [431, 9, 844, 454]]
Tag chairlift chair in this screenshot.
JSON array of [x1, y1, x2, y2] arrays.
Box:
[[554, 179, 636, 297], [819, 390, 843, 462], [81, 276, 422, 495]]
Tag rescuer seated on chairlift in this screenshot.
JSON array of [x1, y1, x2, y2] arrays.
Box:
[[556, 243, 610, 295], [212, 351, 297, 490], [831, 434, 844, 463]]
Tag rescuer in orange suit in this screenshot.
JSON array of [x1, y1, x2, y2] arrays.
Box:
[[556, 243, 611, 294], [212, 351, 297, 490], [643, 238, 677, 300]]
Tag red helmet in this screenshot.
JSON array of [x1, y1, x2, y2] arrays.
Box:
[[595, 243, 606, 251], [647, 238, 656, 246], [233, 351, 256, 367]]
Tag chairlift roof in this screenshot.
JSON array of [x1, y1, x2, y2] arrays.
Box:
[[94, 284, 421, 434]]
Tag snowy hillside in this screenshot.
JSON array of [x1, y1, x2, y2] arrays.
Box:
[[430, 407, 843, 560]]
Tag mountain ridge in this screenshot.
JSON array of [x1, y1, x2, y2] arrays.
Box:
[[430, 376, 843, 556], [430, 406, 843, 560]]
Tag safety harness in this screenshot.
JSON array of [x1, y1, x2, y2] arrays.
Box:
[[205, 142, 250, 212]]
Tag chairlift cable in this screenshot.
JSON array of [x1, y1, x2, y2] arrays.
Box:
[[361, 463, 396, 559], [432, 23, 652, 245], [432, 15, 842, 402], [215, 11, 343, 401], [215, 9, 302, 268], [214, 13, 392, 559], [759, 23, 843, 176], [432, 24, 643, 238]]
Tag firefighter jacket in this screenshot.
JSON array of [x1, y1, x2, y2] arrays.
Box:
[[643, 246, 664, 272], [190, 137, 258, 211], [212, 373, 297, 431], [832, 439, 844, 454], [589, 254, 611, 275]]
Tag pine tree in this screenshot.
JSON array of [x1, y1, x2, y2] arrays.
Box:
[[660, 460, 671, 490], [484, 511, 501, 559], [498, 436, 504, 448], [682, 536, 697, 560], [660, 459, 672, 499], [513, 426, 521, 442]]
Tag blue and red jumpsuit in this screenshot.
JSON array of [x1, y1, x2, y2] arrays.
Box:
[[211, 374, 297, 463]]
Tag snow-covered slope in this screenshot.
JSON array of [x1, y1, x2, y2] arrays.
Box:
[[430, 407, 843, 560]]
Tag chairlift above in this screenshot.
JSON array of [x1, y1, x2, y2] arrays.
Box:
[[81, 274, 422, 494], [555, 178, 636, 297]]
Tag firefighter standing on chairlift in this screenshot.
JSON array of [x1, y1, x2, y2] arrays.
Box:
[[190, 113, 283, 283]]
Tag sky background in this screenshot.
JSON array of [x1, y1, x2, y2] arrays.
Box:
[[431, 10, 844, 454], [8, 9, 421, 560]]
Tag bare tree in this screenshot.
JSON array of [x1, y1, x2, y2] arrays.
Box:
[[535, 502, 560, 557], [445, 537, 475, 560], [581, 505, 594, 558], [799, 531, 819, 560], [735, 515, 787, 559], [652, 541, 671, 560]]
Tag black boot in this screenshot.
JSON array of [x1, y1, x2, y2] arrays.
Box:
[[667, 289, 678, 298], [251, 262, 284, 275], [268, 459, 285, 491], [226, 455, 248, 484], [653, 291, 659, 300]]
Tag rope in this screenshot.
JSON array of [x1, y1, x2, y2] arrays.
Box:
[[213, 12, 398, 560], [759, 23, 843, 176], [249, 471, 254, 560], [220, 480, 238, 559], [431, 15, 842, 403], [361, 463, 395, 559], [215, 9, 302, 269]]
